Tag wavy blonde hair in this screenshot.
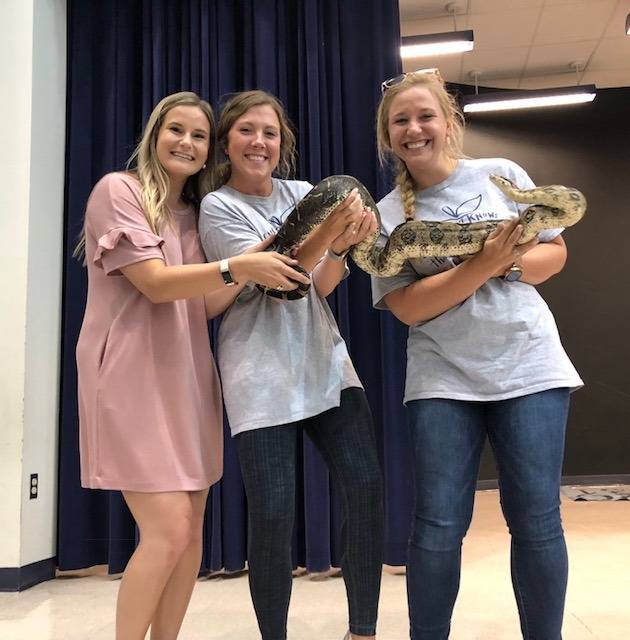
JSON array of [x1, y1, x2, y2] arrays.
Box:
[[213, 90, 296, 189], [75, 91, 214, 258], [376, 73, 466, 221]]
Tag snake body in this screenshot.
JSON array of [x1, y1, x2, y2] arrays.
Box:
[[257, 174, 586, 300]]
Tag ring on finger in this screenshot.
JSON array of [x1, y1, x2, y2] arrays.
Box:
[[276, 284, 284, 291]]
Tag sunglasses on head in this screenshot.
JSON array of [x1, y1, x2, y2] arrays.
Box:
[[380, 68, 443, 94]]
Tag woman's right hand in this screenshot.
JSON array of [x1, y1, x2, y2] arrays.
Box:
[[229, 236, 311, 291], [471, 218, 537, 277], [317, 188, 365, 244]]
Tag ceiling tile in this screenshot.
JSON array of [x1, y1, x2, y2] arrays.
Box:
[[399, 0, 467, 21], [543, 0, 614, 5], [525, 40, 599, 71], [460, 46, 530, 77], [401, 17, 454, 37], [588, 37, 630, 70], [402, 55, 464, 80], [475, 78, 522, 89], [467, 9, 540, 48], [470, 0, 544, 12], [517, 73, 585, 88], [580, 69, 630, 88], [534, 1, 617, 45]]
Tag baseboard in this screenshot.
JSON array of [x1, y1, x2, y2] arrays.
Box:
[[560, 474, 630, 486], [0, 557, 56, 592], [477, 474, 630, 492]]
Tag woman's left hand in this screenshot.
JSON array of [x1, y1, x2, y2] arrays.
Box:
[[330, 209, 378, 255]]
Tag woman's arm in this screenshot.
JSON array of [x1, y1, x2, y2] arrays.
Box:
[[385, 219, 538, 326], [202, 235, 282, 318], [517, 235, 566, 285], [312, 209, 378, 298], [120, 248, 309, 305], [203, 282, 247, 319]]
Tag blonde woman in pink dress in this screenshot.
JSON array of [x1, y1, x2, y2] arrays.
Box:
[[75, 91, 309, 640]]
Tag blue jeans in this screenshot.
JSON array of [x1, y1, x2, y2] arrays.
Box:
[[236, 388, 384, 640], [406, 388, 570, 640]]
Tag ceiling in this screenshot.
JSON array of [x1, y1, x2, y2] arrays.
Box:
[[399, 0, 630, 89]]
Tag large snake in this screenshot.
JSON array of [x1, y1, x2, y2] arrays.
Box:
[[257, 174, 586, 300]]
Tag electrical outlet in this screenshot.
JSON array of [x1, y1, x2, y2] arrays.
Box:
[[30, 473, 38, 499]]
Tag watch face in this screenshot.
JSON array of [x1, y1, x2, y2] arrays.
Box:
[[505, 267, 522, 282]]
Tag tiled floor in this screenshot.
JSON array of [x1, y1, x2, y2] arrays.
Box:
[[1, 491, 628, 639]]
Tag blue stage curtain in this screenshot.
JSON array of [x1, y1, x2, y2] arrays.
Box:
[[58, 0, 409, 575]]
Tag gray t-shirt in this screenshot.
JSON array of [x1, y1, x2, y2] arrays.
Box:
[[371, 157, 583, 404], [199, 178, 362, 435]]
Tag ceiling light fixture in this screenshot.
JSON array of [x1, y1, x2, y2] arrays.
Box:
[[463, 65, 596, 114], [401, 30, 474, 58], [400, 3, 474, 58], [462, 85, 597, 113]]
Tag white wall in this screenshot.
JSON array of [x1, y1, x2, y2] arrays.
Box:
[[0, 0, 66, 570]]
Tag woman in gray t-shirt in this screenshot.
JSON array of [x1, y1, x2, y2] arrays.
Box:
[[371, 71, 582, 639], [199, 90, 383, 640]]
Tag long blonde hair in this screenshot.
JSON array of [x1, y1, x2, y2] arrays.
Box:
[[74, 91, 214, 258], [213, 90, 296, 189], [376, 73, 466, 221]]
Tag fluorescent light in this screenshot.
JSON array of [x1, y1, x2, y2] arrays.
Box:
[[462, 84, 597, 113], [401, 30, 474, 58]]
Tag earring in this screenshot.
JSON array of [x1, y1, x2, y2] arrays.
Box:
[[202, 163, 206, 169]]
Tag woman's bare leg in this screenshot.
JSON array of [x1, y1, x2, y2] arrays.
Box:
[[115, 491, 196, 640], [150, 488, 210, 639]]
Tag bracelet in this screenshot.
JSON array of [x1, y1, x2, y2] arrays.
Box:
[[325, 247, 350, 262]]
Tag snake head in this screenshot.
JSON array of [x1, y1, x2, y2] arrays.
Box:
[[488, 174, 516, 191]]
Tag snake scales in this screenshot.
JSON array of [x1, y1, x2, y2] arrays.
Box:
[[257, 174, 586, 300]]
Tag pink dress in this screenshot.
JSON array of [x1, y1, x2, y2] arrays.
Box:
[[76, 172, 223, 491]]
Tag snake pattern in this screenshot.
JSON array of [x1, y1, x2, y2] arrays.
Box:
[[257, 174, 586, 300]]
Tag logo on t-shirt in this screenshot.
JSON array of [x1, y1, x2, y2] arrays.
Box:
[[441, 194, 500, 224], [268, 215, 283, 229], [268, 201, 299, 230]]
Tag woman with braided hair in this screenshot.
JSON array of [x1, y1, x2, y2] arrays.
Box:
[[371, 70, 582, 639]]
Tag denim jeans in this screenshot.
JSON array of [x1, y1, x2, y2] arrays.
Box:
[[236, 388, 384, 640], [406, 388, 570, 640]]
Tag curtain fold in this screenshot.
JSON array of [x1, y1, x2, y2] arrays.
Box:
[[59, 0, 406, 575]]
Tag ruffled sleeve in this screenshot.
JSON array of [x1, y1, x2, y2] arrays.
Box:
[[85, 173, 165, 275], [94, 227, 164, 275]]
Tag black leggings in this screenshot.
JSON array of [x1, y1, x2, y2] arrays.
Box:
[[235, 388, 384, 639]]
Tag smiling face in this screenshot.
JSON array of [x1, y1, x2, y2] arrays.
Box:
[[225, 104, 281, 195], [155, 105, 211, 182], [387, 85, 454, 187]]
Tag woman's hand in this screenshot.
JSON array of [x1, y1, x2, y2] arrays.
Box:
[[316, 188, 365, 245], [229, 236, 311, 292], [330, 208, 378, 255], [470, 219, 538, 277]]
